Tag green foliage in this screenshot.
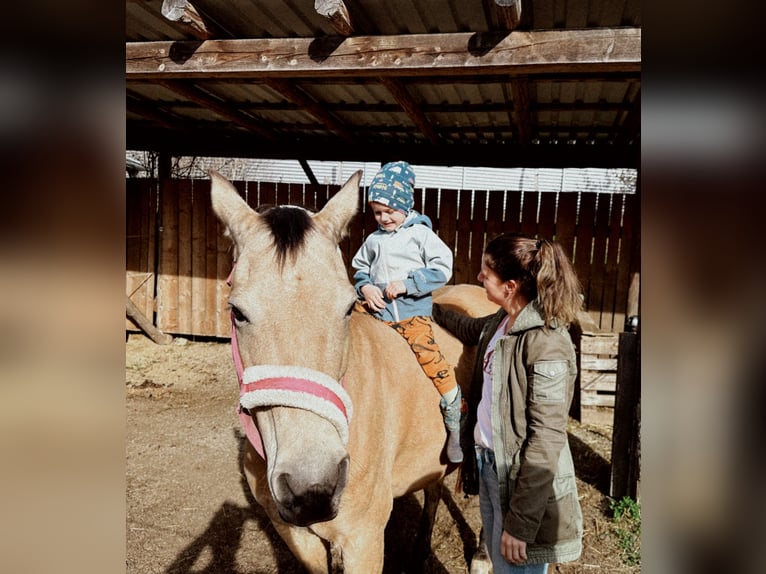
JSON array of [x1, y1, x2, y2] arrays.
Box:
[[609, 496, 641, 566]]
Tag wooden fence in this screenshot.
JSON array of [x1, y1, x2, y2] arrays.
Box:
[[126, 178, 638, 338]]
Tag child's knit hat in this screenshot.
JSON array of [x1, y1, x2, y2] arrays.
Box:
[[367, 161, 416, 214]]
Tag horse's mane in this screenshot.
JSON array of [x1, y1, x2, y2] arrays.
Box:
[[260, 205, 315, 268]]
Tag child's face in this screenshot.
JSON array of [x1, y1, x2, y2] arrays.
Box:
[[370, 201, 406, 231]]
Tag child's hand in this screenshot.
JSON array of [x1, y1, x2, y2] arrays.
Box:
[[360, 284, 386, 312], [385, 280, 406, 299]]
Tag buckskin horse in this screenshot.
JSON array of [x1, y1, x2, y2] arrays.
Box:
[[210, 169, 492, 573]]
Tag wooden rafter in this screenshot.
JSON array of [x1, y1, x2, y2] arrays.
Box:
[[156, 80, 277, 141], [495, 0, 522, 31], [315, 0, 353, 36], [127, 127, 637, 169], [126, 28, 641, 80], [161, 0, 215, 40], [510, 77, 532, 144], [378, 77, 440, 144], [615, 88, 641, 145], [263, 78, 357, 143], [127, 95, 184, 130]]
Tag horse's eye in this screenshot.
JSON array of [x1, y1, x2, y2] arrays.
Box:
[[345, 301, 355, 318], [230, 304, 248, 324]]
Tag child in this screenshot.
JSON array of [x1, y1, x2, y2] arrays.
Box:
[[351, 161, 463, 463]]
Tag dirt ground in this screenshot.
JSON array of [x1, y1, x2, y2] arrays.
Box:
[[126, 334, 639, 573]]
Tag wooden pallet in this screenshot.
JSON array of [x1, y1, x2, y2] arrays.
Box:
[[579, 331, 619, 425]]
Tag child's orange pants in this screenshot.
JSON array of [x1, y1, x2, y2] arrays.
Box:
[[385, 315, 457, 396]]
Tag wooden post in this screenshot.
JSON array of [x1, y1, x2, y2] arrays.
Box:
[[610, 331, 640, 499], [126, 296, 173, 345]]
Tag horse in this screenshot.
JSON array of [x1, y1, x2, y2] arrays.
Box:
[[209, 169, 494, 573]]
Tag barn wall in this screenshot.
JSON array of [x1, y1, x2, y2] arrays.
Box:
[[126, 178, 638, 337]]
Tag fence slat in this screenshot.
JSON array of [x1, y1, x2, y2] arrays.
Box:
[[601, 194, 624, 331], [454, 190, 473, 284], [470, 190, 488, 283], [555, 193, 577, 262], [177, 179, 193, 334], [520, 191, 538, 237], [486, 190, 504, 241], [537, 191, 556, 241], [157, 179, 179, 332], [423, 187, 439, 230], [573, 193, 596, 322], [613, 193, 638, 332], [204, 182, 219, 336], [589, 194, 611, 330], [439, 189, 458, 264], [191, 181, 207, 335], [503, 191, 521, 234]]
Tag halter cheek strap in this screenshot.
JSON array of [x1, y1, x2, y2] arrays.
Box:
[[226, 267, 353, 459]]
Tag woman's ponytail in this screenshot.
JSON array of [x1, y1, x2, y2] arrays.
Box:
[[534, 239, 582, 326]]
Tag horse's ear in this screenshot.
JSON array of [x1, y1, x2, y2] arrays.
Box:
[[209, 169, 258, 246], [313, 170, 361, 243]]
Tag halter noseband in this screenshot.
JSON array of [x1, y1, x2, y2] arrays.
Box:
[[227, 268, 353, 458]]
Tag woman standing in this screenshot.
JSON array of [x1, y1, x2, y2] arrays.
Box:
[[433, 232, 584, 572]]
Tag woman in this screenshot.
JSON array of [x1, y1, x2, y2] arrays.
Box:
[[432, 232, 584, 572]]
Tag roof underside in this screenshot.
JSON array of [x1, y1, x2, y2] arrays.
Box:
[[126, 0, 641, 169]]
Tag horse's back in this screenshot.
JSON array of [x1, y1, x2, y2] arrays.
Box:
[[344, 285, 497, 497], [433, 284, 499, 317], [346, 312, 448, 497]]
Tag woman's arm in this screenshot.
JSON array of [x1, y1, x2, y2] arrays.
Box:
[[431, 303, 491, 346]]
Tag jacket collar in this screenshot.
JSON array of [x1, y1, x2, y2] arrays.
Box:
[[508, 300, 549, 334]]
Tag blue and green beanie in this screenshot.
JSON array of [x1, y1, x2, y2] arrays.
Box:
[[368, 161, 415, 214]]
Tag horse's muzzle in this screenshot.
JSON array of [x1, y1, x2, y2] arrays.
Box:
[[273, 454, 350, 526]]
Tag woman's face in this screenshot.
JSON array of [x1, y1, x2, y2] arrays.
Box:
[[477, 254, 507, 307]]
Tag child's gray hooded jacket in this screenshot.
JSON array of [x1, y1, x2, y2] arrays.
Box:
[[351, 210, 452, 323]]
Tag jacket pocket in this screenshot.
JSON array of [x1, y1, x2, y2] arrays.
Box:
[[535, 476, 582, 544], [531, 360, 568, 403]]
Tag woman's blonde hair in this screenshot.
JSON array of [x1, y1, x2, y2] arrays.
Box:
[[484, 233, 583, 326]]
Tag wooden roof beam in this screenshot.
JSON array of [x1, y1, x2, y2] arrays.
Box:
[[379, 77, 441, 145], [127, 95, 185, 131], [126, 28, 641, 80], [156, 80, 277, 141], [161, 0, 216, 40], [264, 78, 357, 143], [127, 127, 639, 169], [615, 88, 641, 145], [315, 0, 354, 36], [510, 77, 532, 144], [495, 0, 522, 31]]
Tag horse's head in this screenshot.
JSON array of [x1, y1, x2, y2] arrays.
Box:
[[210, 169, 362, 526]]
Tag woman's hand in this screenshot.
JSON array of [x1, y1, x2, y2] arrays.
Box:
[[384, 280, 406, 299], [360, 284, 386, 312], [500, 531, 528, 565]]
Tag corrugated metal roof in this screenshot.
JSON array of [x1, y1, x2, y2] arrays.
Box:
[[126, 0, 640, 169]]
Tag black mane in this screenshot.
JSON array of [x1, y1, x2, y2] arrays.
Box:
[[261, 206, 315, 267]]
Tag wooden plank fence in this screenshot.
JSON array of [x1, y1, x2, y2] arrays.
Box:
[[126, 178, 638, 339], [126, 179, 157, 331]]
